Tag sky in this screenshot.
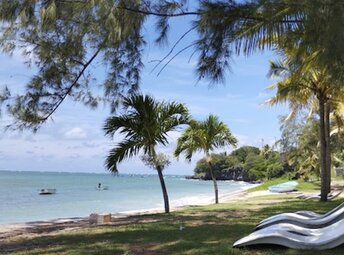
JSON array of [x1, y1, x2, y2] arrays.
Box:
[[0, 12, 288, 175]]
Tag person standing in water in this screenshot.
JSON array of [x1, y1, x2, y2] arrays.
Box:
[[98, 183, 101, 190]]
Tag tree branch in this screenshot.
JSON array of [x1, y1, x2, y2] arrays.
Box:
[[119, 6, 201, 17], [157, 43, 197, 76], [40, 46, 103, 122], [150, 25, 197, 73]]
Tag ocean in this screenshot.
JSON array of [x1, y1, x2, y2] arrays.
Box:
[[0, 171, 254, 225]]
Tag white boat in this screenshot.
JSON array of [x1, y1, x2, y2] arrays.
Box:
[[268, 181, 298, 193], [39, 188, 56, 195], [96, 186, 109, 191]]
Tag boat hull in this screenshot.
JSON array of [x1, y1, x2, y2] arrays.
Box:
[[39, 188, 56, 195], [268, 181, 298, 193]]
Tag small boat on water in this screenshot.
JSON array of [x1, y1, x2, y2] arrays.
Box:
[[96, 183, 109, 190], [96, 186, 109, 191], [268, 181, 298, 193], [39, 188, 56, 195]]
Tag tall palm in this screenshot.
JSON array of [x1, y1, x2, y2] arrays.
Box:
[[103, 94, 189, 213], [174, 115, 237, 204], [266, 49, 343, 201]]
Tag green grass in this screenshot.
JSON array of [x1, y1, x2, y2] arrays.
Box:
[[2, 195, 344, 255], [247, 178, 320, 193]]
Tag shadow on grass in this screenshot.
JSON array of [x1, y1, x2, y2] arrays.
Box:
[[2, 199, 344, 255]]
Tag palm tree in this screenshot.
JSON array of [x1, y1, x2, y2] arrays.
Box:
[[103, 94, 189, 213], [174, 115, 237, 204], [266, 49, 344, 201]]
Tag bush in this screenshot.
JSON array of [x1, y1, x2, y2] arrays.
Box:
[[193, 146, 288, 181]]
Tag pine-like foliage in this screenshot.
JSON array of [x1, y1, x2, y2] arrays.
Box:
[[194, 0, 344, 83], [1, 1, 344, 130], [0, 0, 148, 130]]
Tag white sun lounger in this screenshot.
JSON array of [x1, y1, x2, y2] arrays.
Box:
[[260, 192, 344, 225], [259, 201, 344, 224], [256, 201, 344, 230], [234, 218, 344, 250]]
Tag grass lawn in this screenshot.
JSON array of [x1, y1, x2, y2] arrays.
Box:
[[247, 178, 320, 193], [1, 194, 344, 255]]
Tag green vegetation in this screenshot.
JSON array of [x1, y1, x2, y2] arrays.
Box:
[[194, 145, 288, 182], [0, 0, 343, 203], [247, 178, 320, 193], [1, 2, 344, 252], [277, 118, 320, 180], [2, 196, 344, 255], [193, 115, 344, 191], [103, 94, 189, 213], [266, 42, 344, 201], [1, 1, 344, 130], [175, 115, 237, 204]]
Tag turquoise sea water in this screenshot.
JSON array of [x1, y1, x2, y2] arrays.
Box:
[[0, 171, 253, 225]]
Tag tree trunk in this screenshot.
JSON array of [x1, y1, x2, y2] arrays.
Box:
[[208, 161, 219, 204], [157, 167, 170, 213], [319, 97, 328, 201], [325, 101, 331, 195]]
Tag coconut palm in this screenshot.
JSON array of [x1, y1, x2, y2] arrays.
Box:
[[103, 94, 189, 213], [266, 48, 344, 201], [174, 115, 237, 204]]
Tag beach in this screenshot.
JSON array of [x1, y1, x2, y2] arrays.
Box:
[[2, 181, 344, 254], [0, 170, 260, 240], [0, 184, 261, 240], [0, 171, 256, 225]]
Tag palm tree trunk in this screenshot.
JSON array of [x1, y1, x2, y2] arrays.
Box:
[[325, 101, 331, 195], [208, 161, 219, 204], [319, 97, 328, 201], [157, 167, 170, 213]]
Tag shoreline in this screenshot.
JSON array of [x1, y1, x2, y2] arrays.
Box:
[[117, 183, 259, 216], [0, 183, 259, 238], [0, 172, 257, 226]]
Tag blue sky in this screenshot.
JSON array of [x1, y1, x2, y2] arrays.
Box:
[[0, 14, 288, 175]]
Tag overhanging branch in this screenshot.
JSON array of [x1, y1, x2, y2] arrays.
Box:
[[39, 46, 103, 122]]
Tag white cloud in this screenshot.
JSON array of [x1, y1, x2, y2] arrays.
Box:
[[0, 47, 288, 175], [64, 127, 87, 140]]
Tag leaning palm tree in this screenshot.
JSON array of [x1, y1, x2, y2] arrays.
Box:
[[103, 94, 189, 213], [174, 115, 237, 204]]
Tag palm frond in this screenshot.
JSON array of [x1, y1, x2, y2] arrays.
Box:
[[104, 94, 190, 171], [174, 126, 203, 161], [105, 139, 143, 172], [174, 114, 236, 161]]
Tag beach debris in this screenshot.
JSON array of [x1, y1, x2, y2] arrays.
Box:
[[89, 213, 112, 224]]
